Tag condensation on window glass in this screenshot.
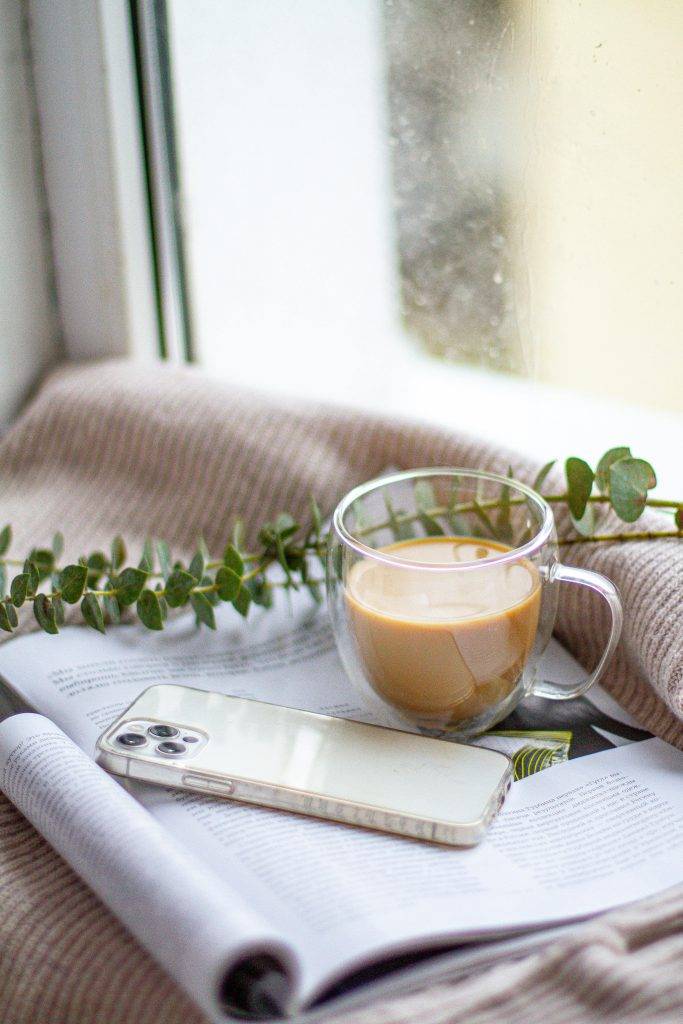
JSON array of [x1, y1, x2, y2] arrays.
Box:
[[384, 1, 527, 374]]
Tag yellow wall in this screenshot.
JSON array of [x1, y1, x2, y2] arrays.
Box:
[[516, 1, 683, 411]]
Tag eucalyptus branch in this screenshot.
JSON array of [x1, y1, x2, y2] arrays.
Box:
[[0, 445, 679, 638]]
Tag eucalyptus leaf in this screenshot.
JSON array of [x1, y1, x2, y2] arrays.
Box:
[[137, 589, 164, 631], [201, 575, 220, 606], [570, 503, 596, 537], [190, 592, 216, 630], [216, 566, 241, 602], [189, 551, 204, 581], [532, 460, 556, 494], [0, 563, 5, 599], [116, 567, 147, 606], [413, 480, 437, 511], [676, 508, 683, 530], [232, 519, 246, 552], [595, 447, 631, 494], [222, 543, 244, 576], [103, 591, 121, 625], [10, 573, 29, 607], [60, 564, 88, 604], [81, 593, 105, 633], [0, 525, 11, 557], [609, 458, 657, 523], [156, 540, 172, 581], [165, 569, 196, 607], [52, 532, 64, 560], [384, 496, 413, 541], [4, 599, 17, 628], [111, 535, 127, 571], [52, 595, 66, 626], [139, 538, 154, 573], [34, 594, 58, 634], [565, 458, 594, 520], [232, 586, 251, 618], [417, 511, 444, 537], [244, 576, 273, 608], [0, 601, 14, 633]]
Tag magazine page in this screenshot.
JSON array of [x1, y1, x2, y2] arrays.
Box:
[[0, 713, 297, 1021], [0, 597, 681, 1007]]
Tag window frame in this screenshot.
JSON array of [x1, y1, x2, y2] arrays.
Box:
[[27, 0, 163, 361]]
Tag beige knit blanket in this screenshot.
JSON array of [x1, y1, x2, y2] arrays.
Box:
[[0, 362, 681, 1024]]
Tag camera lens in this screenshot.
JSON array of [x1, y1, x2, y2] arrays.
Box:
[[183, 735, 199, 743], [156, 741, 187, 757], [148, 724, 179, 738], [117, 733, 147, 747]]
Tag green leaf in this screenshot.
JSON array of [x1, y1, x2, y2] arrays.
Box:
[[28, 549, 53, 581], [81, 593, 105, 633], [111, 535, 127, 571], [103, 590, 121, 625], [23, 559, 39, 594], [570, 503, 596, 537], [188, 551, 204, 581], [244, 575, 272, 608], [190, 592, 216, 629], [495, 468, 514, 545], [274, 513, 298, 539], [0, 563, 5, 599], [52, 532, 64, 560], [201, 575, 220, 606], [222, 543, 244, 576], [232, 586, 251, 618], [470, 501, 497, 539], [532, 460, 556, 494], [676, 508, 683, 530], [86, 552, 108, 577], [609, 458, 657, 523], [34, 594, 58, 634], [137, 589, 164, 630], [116, 567, 147, 606], [0, 601, 14, 633], [310, 496, 322, 538], [165, 569, 196, 608], [216, 566, 241, 602], [4, 599, 17, 628], [414, 480, 437, 511], [384, 495, 413, 541], [52, 595, 65, 626], [139, 538, 154, 573], [0, 525, 11, 557], [596, 447, 632, 494], [156, 540, 172, 581], [155, 586, 169, 620], [59, 564, 88, 604], [10, 573, 29, 607], [417, 511, 445, 536], [565, 458, 595, 520], [232, 519, 246, 552], [197, 535, 211, 562]]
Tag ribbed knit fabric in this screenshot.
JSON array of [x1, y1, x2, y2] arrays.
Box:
[[0, 361, 680, 1024]]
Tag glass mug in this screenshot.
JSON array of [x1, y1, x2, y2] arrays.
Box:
[[326, 469, 623, 738]]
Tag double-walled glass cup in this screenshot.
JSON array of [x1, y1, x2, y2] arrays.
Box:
[[327, 469, 623, 738]]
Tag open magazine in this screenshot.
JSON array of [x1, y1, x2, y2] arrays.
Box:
[[0, 592, 681, 1022]]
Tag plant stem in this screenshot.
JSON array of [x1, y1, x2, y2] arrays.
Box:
[[559, 529, 683, 546]]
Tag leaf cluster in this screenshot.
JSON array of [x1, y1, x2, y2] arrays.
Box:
[[0, 448, 679, 638]]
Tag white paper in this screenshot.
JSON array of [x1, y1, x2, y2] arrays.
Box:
[[0, 713, 296, 1020], [0, 596, 681, 1009]]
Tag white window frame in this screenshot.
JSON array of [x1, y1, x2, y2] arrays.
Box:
[[27, 0, 163, 361]]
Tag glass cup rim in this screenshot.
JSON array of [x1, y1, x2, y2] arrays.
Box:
[[332, 467, 554, 572]]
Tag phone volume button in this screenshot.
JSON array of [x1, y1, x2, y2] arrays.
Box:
[[183, 774, 234, 795]]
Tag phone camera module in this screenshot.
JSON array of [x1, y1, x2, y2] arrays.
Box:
[[156, 741, 187, 757], [148, 724, 179, 739], [117, 733, 147, 747]]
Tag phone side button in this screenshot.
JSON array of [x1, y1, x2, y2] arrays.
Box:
[[182, 774, 234, 795]]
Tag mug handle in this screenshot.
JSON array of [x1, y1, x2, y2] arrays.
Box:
[[532, 563, 623, 701]]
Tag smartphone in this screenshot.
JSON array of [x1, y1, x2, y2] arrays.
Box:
[[96, 684, 512, 846]]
